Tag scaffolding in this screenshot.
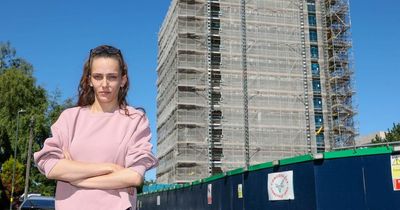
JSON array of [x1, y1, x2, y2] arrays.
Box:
[[323, 0, 357, 147], [156, 0, 357, 184]]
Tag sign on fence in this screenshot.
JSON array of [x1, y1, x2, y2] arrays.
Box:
[[391, 155, 400, 191], [267, 171, 294, 200]]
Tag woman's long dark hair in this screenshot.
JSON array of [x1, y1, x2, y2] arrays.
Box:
[[77, 45, 130, 114]]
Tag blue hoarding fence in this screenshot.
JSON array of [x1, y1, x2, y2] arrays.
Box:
[[138, 146, 400, 210]]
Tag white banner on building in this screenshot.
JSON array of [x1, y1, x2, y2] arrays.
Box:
[[267, 171, 294, 200]]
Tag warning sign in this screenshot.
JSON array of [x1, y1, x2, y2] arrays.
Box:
[[267, 171, 294, 200], [391, 155, 400, 191]]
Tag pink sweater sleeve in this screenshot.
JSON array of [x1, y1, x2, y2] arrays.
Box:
[[125, 115, 158, 177], [34, 114, 67, 177]]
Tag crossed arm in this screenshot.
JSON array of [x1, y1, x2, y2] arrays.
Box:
[[47, 151, 143, 189]]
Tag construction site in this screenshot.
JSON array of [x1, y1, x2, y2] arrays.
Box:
[[156, 0, 356, 183]]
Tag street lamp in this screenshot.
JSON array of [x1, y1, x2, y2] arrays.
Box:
[[10, 109, 26, 210], [23, 117, 35, 201]]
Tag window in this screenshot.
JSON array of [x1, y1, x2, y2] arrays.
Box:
[[210, 3, 220, 17], [210, 20, 220, 30], [310, 45, 319, 58], [20, 196, 55, 210], [308, 14, 317, 26], [307, 3, 316, 13], [307, 0, 316, 12], [210, 53, 221, 66], [211, 71, 221, 80], [211, 36, 220, 51], [313, 97, 322, 109], [316, 133, 325, 152], [315, 114, 324, 127], [309, 29, 318, 42], [312, 79, 321, 92], [316, 133, 324, 143], [311, 62, 320, 76]]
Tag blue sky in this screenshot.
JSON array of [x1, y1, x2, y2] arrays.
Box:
[[1, 0, 399, 180]]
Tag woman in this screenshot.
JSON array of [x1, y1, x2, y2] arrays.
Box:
[[34, 45, 158, 210]]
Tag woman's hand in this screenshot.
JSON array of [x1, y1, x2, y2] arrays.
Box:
[[105, 163, 124, 173], [47, 149, 124, 182], [70, 164, 125, 187], [62, 149, 123, 173], [63, 149, 72, 160], [69, 168, 143, 189]]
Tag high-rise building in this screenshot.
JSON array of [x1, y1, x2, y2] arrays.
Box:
[[156, 0, 356, 183]]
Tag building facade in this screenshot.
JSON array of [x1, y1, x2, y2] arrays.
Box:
[[156, 0, 356, 183]]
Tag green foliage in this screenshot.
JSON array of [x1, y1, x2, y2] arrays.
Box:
[[144, 179, 156, 185], [0, 123, 12, 164], [385, 123, 400, 142], [29, 167, 56, 196], [0, 68, 48, 167], [137, 179, 156, 194], [372, 134, 384, 143], [47, 88, 75, 125], [0, 42, 74, 200], [372, 123, 400, 143], [0, 157, 25, 201], [0, 42, 48, 168], [0, 41, 33, 75]]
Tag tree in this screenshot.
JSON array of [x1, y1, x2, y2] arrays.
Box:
[[372, 123, 400, 143], [385, 123, 400, 142], [0, 42, 77, 206], [0, 42, 51, 208], [137, 178, 157, 194], [0, 157, 25, 204], [0, 41, 33, 75], [0, 42, 47, 167], [47, 88, 75, 125], [0, 68, 49, 164]]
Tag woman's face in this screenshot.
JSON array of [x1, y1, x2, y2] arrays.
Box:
[[90, 57, 127, 107]]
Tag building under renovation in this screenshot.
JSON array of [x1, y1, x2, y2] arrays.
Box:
[[156, 0, 357, 183]]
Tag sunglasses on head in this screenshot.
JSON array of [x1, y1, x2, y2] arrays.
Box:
[[88, 46, 125, 74], [89, 46, 121, 57]]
